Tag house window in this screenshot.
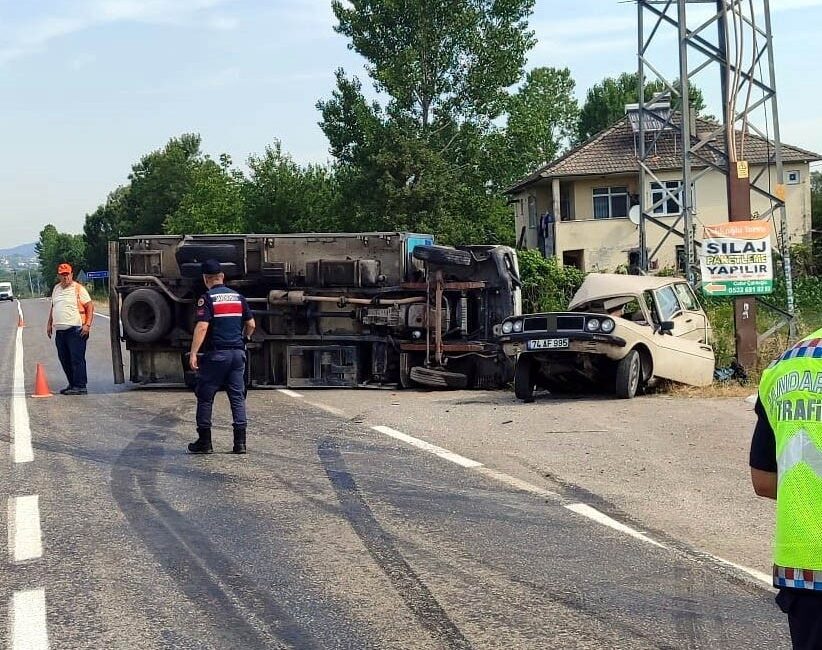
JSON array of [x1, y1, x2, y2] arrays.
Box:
[[528, 195, 537, 228], [593, 187, 629, 219], [651, 181, 683, 215], [562, 249, 584, 271]]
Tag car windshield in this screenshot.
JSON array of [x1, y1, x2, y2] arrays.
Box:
[[655, 285, 683, 321], [0, 283, 11, 290]]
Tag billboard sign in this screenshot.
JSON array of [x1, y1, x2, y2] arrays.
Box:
[[699, 220, 773, 296]]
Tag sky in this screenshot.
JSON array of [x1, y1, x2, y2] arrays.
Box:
[[1, 0, 821, 248]]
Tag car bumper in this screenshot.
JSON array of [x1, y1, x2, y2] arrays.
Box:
[[499, 331, 627, 359]]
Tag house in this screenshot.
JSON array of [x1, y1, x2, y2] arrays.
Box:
[[506, 107, 821, 272]]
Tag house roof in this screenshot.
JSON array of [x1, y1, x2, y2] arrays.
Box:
[[507, 114, 822, 193]]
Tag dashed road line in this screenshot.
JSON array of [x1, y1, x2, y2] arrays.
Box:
[[12, 323, 33, 463], [8, 495, 44, 562], [95, 312, 110, 320], [371, 425, 483, 469], [279, 389, 772, 587], [277, 389, 303, 398], [10, 589, 49, 649], [564, 503, 666, 549], [473, 467, 559, 500], [706, 554, 773, 586]]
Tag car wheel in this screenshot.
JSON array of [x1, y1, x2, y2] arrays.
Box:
[[514, 356, 536, 403], [615, 349, 641, 399]]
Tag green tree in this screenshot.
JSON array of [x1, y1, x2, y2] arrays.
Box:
[[320, 0, 536, 244], [83, 186, 129, 271], [123, 133, 202, 234], [36, 224, 85, 287], [332, 0, 536, 127], [244, 142, 340, 233], [164, 155, 246, 235], [577, 72, 706, 143], [491, 66, 579, 187]]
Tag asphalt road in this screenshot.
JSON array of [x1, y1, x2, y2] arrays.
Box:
[[0, 298, 788, 649]]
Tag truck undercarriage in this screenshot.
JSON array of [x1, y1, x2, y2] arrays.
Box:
[[109, 233, 521, 390]]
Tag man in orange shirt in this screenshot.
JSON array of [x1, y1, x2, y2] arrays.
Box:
[[47, 263, 94, 395]]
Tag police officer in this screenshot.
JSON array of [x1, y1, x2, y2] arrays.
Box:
[[188, 259, 256, 455], [750, 327, 822, 649]]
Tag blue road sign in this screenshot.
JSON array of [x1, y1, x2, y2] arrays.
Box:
[[86, 271, 109, 279]]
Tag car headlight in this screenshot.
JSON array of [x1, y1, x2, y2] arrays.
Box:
[[502, 321, 513, 334], [600, 318, 615, 333], [512, 320, 523, 332], [586, 318, 601, 332]]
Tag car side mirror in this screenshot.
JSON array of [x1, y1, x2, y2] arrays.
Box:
[[659, 321, 674, 335]]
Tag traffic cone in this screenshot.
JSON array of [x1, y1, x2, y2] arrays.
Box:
[[31, 363, 53, 398]]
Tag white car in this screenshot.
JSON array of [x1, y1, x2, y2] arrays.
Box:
[[0, 281, 14, 302], [498, 274, 715, 400]]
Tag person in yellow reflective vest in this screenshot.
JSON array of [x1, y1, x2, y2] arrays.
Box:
[[750, 328, 822, 650]]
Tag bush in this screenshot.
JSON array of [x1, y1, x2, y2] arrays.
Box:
[[518, 249, 585, 313]]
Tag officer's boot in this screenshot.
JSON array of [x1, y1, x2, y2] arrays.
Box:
[[232, 427, 246, 455], [188, 427, 213, 454]]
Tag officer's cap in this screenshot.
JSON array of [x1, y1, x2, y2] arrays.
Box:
[[201, 259, 223, 275]]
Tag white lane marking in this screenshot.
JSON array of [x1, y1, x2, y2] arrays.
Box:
[[474, 467, 560, 499], [565, 503, 666, 549], [277, 389, 303, 398], [8, 495, 43, 562], [11, 588, 49, 649], [12, 327, 33, 463], [707, 554, 773, 586], [17, 301, 24, 322], [95, 312, 110, 320], [372, 425, 483, 469]]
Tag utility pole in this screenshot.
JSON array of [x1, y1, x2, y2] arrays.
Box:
[[637, 0, 794, 371], [717, 4, 757, 369]]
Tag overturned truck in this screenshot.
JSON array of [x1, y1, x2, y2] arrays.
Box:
[[108, 232, 521, 389]]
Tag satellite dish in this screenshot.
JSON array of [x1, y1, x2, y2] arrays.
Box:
[[629, 205, 641, 225]]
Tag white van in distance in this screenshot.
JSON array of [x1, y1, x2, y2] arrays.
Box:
[[0, 281, 14, 301]]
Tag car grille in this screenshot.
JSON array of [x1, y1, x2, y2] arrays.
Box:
[[523, 317, 548, 332], [556, 316, 584, 331]]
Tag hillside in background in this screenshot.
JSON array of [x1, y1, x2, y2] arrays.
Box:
[[0, 242, 36, 257]]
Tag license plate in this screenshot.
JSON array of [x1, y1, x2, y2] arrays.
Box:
[[527, 338, 569, 350]]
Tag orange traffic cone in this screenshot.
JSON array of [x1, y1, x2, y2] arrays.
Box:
[[31, 363, 53, 398]]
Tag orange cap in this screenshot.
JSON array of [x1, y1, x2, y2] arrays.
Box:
[[57, 263, 72, 275]]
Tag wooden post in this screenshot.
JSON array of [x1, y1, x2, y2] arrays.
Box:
[[108, 241, 125, 384], [728, 162, 758, 370]]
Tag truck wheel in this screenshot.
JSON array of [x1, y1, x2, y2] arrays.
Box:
[[412, 245, 472, 267], [399, 353, 416, 388], [615, 349, 642, 399], [409, 366, 468, 389], [122, 288, 172, 344], [514, 357, 535, 403]]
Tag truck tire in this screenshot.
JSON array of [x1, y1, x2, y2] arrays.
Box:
[[615, 349, 642, 399], [412, 245, 472, 267], [409, 366, 468, 389], [399, 353, 416, 389], [514, 356, 535, 403], [122, 288, 172, 344]]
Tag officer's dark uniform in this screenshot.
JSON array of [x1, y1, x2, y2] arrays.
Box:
[[189, 264, 253, 454]]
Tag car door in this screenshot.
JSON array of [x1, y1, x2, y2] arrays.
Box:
[[672, 282, 711, 343], [648, 285, 715, 386]]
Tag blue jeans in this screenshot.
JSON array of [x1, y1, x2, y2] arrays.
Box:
[[195, 349, 247, 430], [55, 327, 88, 389]]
